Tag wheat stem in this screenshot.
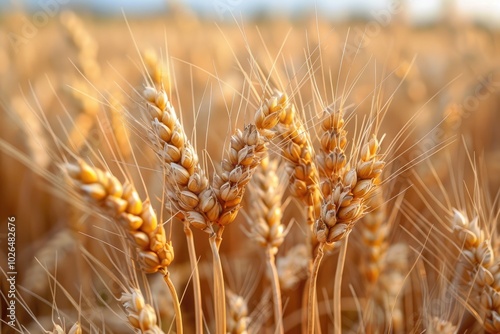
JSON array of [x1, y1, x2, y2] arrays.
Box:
[[210, 233, 226, 334], [334, 234, 349, 334], [302, 271, 309, 334], [183, 222, 202, 334], [216, 226, 224, 250], [308, 242, 325, 334], [162, 270, 183, 334], [266, 247, 284, 334]]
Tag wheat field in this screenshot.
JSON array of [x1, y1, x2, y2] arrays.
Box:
[[1, 5, 500, 334]]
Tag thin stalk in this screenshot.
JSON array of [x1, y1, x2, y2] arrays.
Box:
[[162, 270, 183, 334], [308, 242, 325, 334], [266, 247, 284, 334], [303, 206, 319, 334], [303, 282, 323, 334], [184, 223, 202, 334], [209, 232, 226, 334], [334, 234, 349, 334], [302, 269, 310, 334], [216, 226, 225, 250]]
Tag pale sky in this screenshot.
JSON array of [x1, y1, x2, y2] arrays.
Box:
[[3, 0, 500, 25]]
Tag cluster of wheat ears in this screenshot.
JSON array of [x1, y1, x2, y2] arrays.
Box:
[[1, 8, 500, 334]]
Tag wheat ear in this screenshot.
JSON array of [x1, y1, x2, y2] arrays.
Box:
[[247, 156, 285, 333], [22, 228, 77, 296], [427, 317, 458, 334], [48, 323, 81, 334], [143, 85, 218, 333], [108, 91, 132, 159], [360, 185, 390, 284], [143, 48, 170, 91], [226, 290, 250, 334], [274, 91, 321, 226], [370, 243, 408, 333], [213, 89, 288, 231], [451, 209, 500, 333], [211, 103, 282, 333], [276, 244, 309, 291], [60, 10, 100, 80], [63, 159, 182, 333], [60, 11, 102, 154], [120, 288, 164, 333], [144, 84, 224, 332], [143, 86, 219, 232], [308, 107, 385, 334], [205, 90, 288, 334], [208, 90, 289, 236]]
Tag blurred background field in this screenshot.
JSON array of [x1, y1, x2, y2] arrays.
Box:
[[1, 0, 500, 333]]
